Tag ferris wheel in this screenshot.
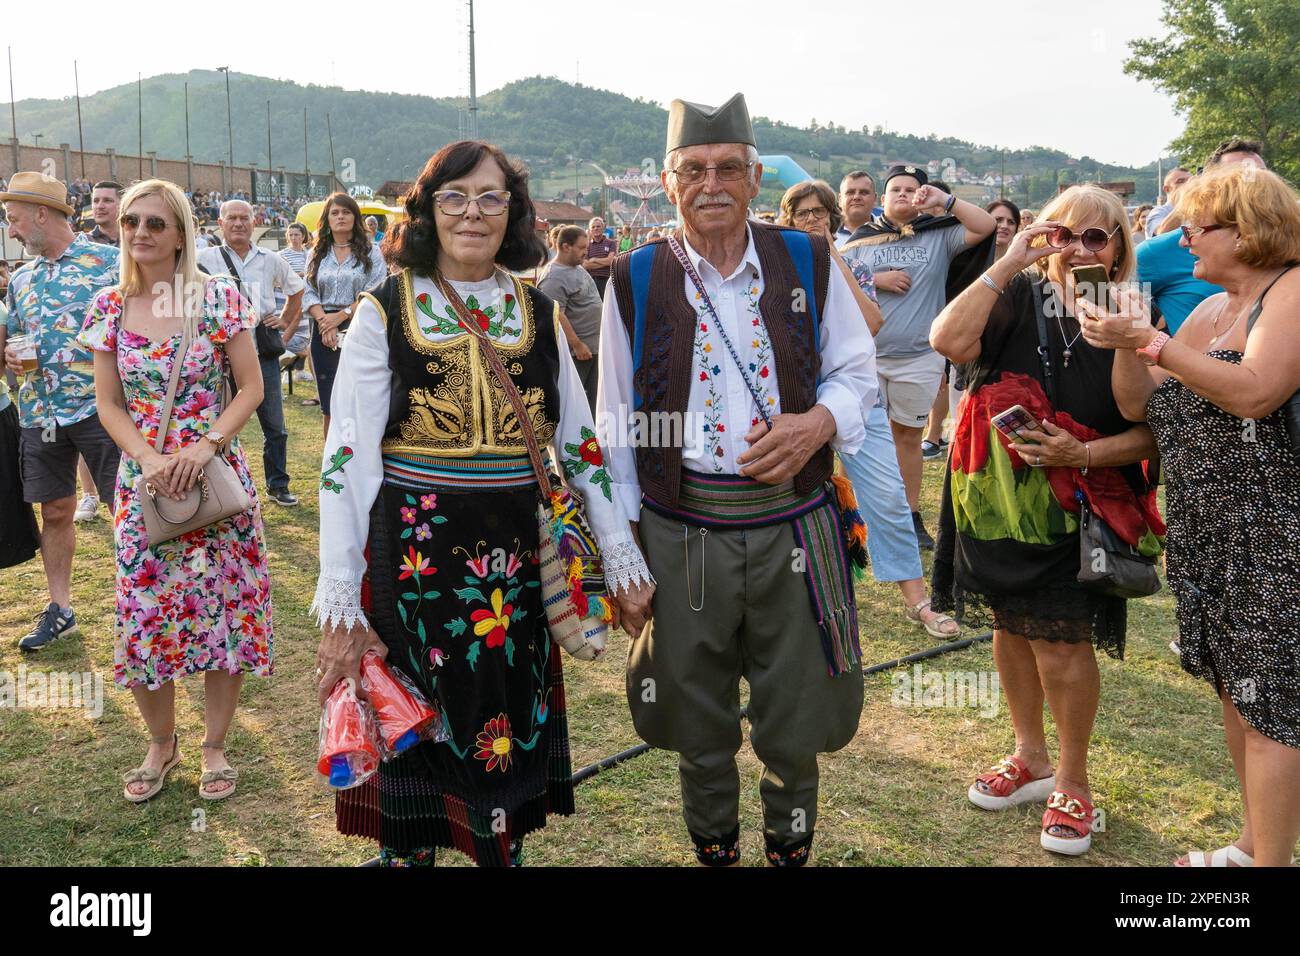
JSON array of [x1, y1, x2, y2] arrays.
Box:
[[586, 161, 666, 228]]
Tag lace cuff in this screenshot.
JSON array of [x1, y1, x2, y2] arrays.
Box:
[[311, 573, 370, 632], [601, 535, 655, 595]]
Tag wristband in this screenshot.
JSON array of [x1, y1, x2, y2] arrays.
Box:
[[943, 194, 957, 215], [980, 273, 1004, 295], [1081, 443, 1091, 476]]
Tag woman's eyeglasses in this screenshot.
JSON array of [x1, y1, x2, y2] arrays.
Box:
[[1046, 224, 1120, 252], [793, 207, 829, 221], [1180, 223, 1229, 242], [668, 161, 754, 185], [433, 190, 511, 217], [119, 213, 171, 234]]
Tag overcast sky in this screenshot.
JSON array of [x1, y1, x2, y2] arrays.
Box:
[[7, 0, 1184, 168]]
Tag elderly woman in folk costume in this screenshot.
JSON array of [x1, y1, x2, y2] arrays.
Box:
[[312, 140, 653, 867], [601, 94, 878, 866]]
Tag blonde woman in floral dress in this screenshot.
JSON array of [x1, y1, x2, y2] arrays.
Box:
[[79, 179, 272, 803]]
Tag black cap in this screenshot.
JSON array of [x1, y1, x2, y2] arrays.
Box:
[[883, 164, 928, 189]]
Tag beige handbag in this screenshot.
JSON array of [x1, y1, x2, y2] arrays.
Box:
[[140, 311, 252, 547], [432, 271, 612, 661]]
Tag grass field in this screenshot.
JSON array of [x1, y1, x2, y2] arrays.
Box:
[[0, 379, 1248, 867]]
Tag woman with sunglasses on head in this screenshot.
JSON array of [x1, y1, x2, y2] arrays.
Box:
[[1080, 164, 1300, 867], [311, 142, 651, 867], [76, 179, 272, 803], [302, 193, 386, 436], [930, 185, 1165, 856], [778, 181, 959, 642]]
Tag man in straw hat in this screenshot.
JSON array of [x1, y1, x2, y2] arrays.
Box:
[[1, 172, 121, 651], [599, 93, 878, 866]]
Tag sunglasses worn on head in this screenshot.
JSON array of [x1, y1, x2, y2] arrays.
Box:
[[433, 190, 511, 216], [119, 213, 171, 234], [1046, 224, 1120, 252]]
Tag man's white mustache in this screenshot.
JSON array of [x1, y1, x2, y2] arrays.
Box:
[[693, 193, 735, 209]]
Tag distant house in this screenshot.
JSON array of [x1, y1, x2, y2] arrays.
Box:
[[377, 180, 413, 204], [1059, 180, 1136, 200], [533, 199, 594, 228]]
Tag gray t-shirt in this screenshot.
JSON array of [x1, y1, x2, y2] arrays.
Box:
[[539, 262, 603, 352], [843, 221, 968, 358]]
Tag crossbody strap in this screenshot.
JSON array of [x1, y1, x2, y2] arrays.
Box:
[[1029, 277, 1058, 409], [153, 307, 194, 455], [666, 234, 774, 428], [430, 270, 552, 498]]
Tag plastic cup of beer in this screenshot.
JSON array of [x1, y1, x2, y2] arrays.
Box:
[[7, 334, 38, 375]]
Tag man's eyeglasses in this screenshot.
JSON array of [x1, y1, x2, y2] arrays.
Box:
[[1180, 223, 1229, 242], [119, 213, 171, 234], [668, 161, 754, 185], [433, 190, 511, 217], [1046, 224, 1120, 252], [793, 207, 829, 221]]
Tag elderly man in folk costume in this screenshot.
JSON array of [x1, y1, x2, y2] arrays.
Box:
[[600, 94, 878, 866]]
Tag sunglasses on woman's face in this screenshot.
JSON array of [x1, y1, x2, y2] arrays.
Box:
[[433, 189, 511, 217], [1046, 224, 1120, 252], [119, 213, 171, 234], [1180, 223, 1229, 242]]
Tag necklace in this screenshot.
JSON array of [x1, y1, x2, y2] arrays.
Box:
[[1052, 290, 1084, 367], [1207, 298, 1244, 347]]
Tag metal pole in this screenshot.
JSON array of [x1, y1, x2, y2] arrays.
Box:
[[266, 99, 273, 203], [184, 82, 192, 190], [326, 112, 337, 193], [74, 60, 86, 178], [303, 107, 308, 192], [1000, 150, 1005, 200], [7, 46, 17, 173], [467, 0, 477, 139], [219, 67, 234, 172], [137, 73, 143, 179]]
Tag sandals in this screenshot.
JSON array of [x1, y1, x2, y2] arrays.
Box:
[[199, 740, 238, 801], [968, 755, 1056, 810], [123, 733, 182, 804], [1041, 789, 1095, 856], [1180, 846, 1253, 867], [904, 598, 961, 639]]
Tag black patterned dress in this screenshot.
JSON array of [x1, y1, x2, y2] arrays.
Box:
[[312, 269, 649, 866], [1146, 351, 1300, 749]]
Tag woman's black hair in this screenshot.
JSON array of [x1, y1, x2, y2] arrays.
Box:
[[384, 140, 546, 274], [985, 198, 1022, 227], [306, 192, 375, 288]]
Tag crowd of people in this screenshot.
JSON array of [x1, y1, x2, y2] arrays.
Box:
[[0, 96, 1296, 868]]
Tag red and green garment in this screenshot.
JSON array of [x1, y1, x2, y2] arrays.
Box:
[[950, 372, 1164, 556]]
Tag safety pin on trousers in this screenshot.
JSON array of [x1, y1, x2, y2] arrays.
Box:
[[683, 524, 708, 612]]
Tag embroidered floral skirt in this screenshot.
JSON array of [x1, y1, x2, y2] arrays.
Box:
[[335, 454, 574, 866]]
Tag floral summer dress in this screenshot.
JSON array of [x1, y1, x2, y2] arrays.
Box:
[[78, 278, 273, 690]]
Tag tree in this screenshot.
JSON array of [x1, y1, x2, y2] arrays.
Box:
[[1125, 0, 1300, 181]]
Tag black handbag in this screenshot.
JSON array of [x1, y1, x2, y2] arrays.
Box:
[[1244, 265, 1299, 464], [218, 246, 286, 360], [1028, 280, 1161, 599]]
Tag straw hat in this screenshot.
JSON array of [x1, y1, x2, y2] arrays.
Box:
[[0, 171, 74, 216]]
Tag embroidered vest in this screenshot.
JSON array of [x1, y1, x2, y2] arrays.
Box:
[[611, 223, 833, 506], [363, 269, 561, 458]]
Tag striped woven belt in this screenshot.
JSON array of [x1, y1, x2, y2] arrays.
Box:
[[642, 470, 825, 528], [643, 469, 862, 677], [381, 452, 539, 491]]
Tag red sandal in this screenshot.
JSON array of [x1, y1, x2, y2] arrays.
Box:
[[967, 755, 1056, 811], [1040, 789, 1095, 856]]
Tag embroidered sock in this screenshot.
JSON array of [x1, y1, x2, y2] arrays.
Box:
[[690, 825, 740, 867]]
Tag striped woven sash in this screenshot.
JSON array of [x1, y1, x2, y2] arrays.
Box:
[[381, 452, 538, 491], [644, 470, 862, 676]]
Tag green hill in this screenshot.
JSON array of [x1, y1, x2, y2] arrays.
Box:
[[9, 71, 1162, 205]]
